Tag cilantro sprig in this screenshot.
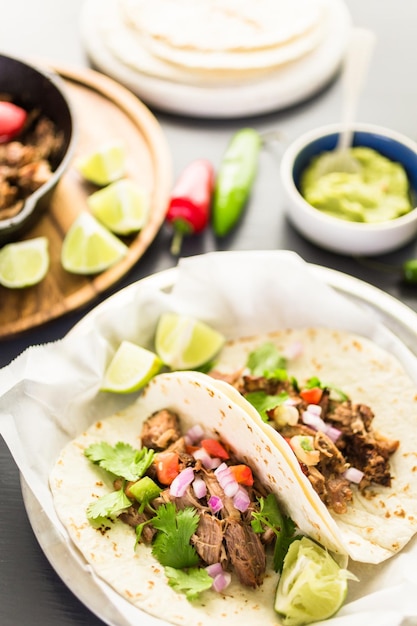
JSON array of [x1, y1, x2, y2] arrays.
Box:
[[86, 488, 132, 521], [251, 494, 296, 572], [84, 441, 154, 481], [151, 503, 200, 569], [244, 390, 289, 422], [247, 342, 288, 378], [164, 566, 213, 601]]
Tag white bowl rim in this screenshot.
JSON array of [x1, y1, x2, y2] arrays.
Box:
[[280, 121, 417, 233]]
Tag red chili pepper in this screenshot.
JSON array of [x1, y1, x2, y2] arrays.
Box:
[[201, 438, 230, 460], [166, 159, 214, 255], [300, 387, 323, 405], [0, 101, 27, 143]]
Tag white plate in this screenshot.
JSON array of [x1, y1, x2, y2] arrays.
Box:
[[21, 263, 417, 626], [80, 0, 352, 119]]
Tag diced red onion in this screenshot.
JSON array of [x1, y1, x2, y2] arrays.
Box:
[[343, 467, 364, 484], [284, 341, 304, 360], [233, 486, 250, 512], [193, 447, 220, 469], [212, 571, 232, 593], [186, 424, 205, 445], [325, 425, 342, 442], [307, 403, 322, 416], [205, 562, 223, 578], [214, 462, 239, 497], [169, 467, 194, 497], [208, 495, 223, 513], [302, 410, 327, 432], [192, 476, 207, 499]]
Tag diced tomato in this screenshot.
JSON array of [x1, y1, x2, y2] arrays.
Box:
[[300, 387, 323, 405], [229, 464, 254, 486], [154, 451, 180, 485], [201, 438, 230, 459], [185, 444, 200, 455]]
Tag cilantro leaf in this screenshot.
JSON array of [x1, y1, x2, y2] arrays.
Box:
[[86, 488, 132, 521], [164, 566, 213, 601], [244, 390, 289, 421], [84, 441, 154, 481], [247, 343, 287, 377], [151, 503, 199, 569], [305, 376, 349, 401], [251, 494, 296, 572]]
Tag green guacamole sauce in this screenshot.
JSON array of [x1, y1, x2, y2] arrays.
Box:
[[301, 147, 413, 223]]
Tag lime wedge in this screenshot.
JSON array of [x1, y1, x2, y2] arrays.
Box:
[[0, 236, 49, 288], [61, 212, 128, 275], [87, 179, 150, 234], [275, 537, 352, 626], [76, 141, 126, 186], [155, 312, 225, 370], [101, 340, 163, 393]]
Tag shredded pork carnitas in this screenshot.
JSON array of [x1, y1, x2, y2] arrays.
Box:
[[0, 105, 64, 219], [210, 372, 400, 515]]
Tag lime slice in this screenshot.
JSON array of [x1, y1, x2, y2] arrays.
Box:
[[61, 212, 128, 275], [76, 141, 126, 186], [87, 179, 150, 234], [0, 236, 49, 288], [101, 340, 163, 393], [155, 312, 225, 370], [275, 537, 352, 626]]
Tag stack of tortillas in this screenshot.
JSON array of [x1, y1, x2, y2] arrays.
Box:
[[80, 0, 352, 117]]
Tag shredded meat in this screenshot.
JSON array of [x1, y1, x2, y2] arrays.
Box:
[[191, 513, 224, 565], [223, 519, 266, 588], [140, 409, 182, 450], [119, 505, 156, 543], [228, 371, 399, 514], [0, 109, 64, 217]]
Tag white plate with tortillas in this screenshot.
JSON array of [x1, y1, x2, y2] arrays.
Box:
[[80, 0, 352, 118]]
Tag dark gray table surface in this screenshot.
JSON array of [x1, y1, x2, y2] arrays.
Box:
[[1, 1, 417, 624]]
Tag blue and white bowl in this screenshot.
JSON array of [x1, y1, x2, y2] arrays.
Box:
[[280, 123, 417, 256]]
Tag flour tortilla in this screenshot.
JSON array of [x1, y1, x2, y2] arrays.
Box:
[[121, 0, 323, 52], [50, 371, 349, 626], [209, 328, 417, 565], [116, 0, 326, 74]]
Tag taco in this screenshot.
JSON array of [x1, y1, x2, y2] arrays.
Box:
[[207, 327, 417, 564], [50, 371, 350, 625]]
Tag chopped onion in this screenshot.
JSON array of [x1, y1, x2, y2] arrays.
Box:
[[343, 467, 364, 484], [302, 410, 327, 432], [192, 476, 207, 499], [325, 425, 342, 443], [186, 424, 205, 445], [307, 403, 322, 416], [284, 340, 304, 360], [208, 495, 223, 513], [214, 462, 239, 497], [233, 486, 250, 512], [212, 571, 232, 593], [193, 447, 221, 469], [205, 562, 223, 578], [169, 467, 194, 497]]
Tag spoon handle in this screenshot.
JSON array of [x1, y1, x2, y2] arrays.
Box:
[[338, 28, 376, 151]]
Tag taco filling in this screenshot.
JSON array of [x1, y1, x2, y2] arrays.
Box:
[[210, 367, 399, 515], [85, 407, 296, 595]]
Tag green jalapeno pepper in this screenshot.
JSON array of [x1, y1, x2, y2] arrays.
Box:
[[402, 259, 417, 283], [212, 128, 261, 237]]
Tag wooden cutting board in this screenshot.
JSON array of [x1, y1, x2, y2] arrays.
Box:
[[0, 63, 172, 340]]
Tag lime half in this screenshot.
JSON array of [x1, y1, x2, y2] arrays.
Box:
[[76, 141, 126, 186], [275, 537, 353, 626], [61, 212, 128, 275], [88, 179, 150, 235], [0, 236, 49, 288], [155, 312, 225, 370], [101, 340, 163, 393]]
